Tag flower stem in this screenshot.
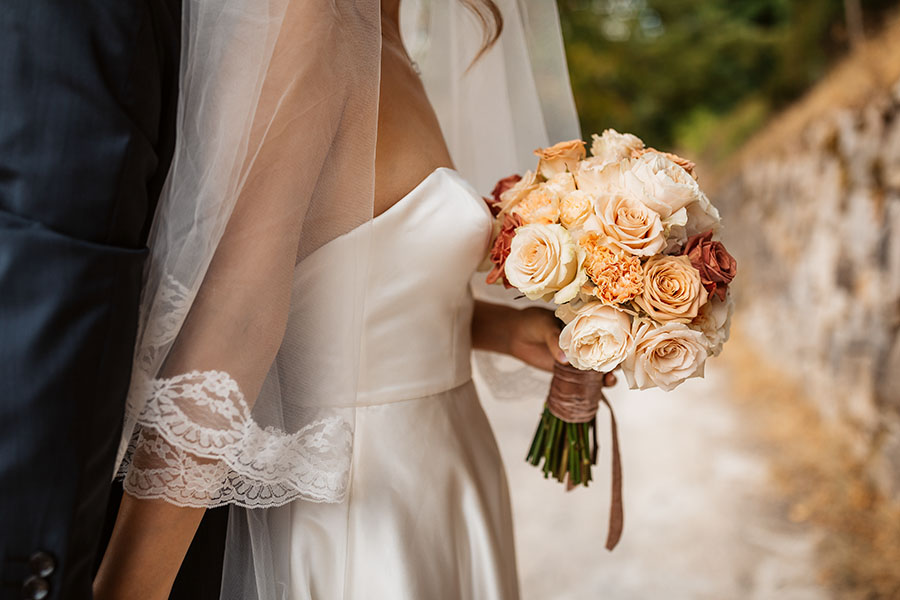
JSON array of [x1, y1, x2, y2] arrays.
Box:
[[525, 412, 599, 489]]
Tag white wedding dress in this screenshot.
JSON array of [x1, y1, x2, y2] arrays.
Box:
[[283, 168, 520, 599]]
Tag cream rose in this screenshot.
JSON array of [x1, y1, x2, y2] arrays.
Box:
[[559, 190, 594, 229], [544, 171, 577, 196], [534, 139, 586, 178], [621, 320, 708, 391], [556, 302, 633, 372], [589, 129, 644, 165], [690, 292, 733, 357], [593, 194, 666, 257], [578, 152, 711, 239], [684, 190, 721, 237], [633, 147, 698, 179], [623, 152, 708, 219], [575, 156, 618, 197], [504, 224, 587, 303], [635, 255, 708, 323]]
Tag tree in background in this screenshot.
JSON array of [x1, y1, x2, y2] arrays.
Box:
[[559, 0, 897, 160]]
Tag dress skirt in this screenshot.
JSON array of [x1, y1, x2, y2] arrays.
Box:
[[287, 380, 519, 600]]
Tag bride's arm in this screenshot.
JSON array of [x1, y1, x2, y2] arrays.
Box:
[[94, 500, 206, 600], [471, 301, 568, 371], [94, 1, 374, 596], [94, 182, 300, 599]]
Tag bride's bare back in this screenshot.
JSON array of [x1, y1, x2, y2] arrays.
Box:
[[375, 3, 454, 218]]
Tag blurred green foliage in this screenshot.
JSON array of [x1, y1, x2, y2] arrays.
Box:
[[559, 0, 898, 158]]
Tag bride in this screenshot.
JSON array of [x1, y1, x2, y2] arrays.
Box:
[[94, 0, 598, 598]]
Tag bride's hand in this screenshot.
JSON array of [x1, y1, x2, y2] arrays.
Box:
[[508, 308, 618, 387], [471, 301, 617, 384], [506, 307, 568, 372]]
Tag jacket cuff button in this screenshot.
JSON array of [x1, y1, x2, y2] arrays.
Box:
[[28, 552, 56, 578], [22, 575, 49, 600]]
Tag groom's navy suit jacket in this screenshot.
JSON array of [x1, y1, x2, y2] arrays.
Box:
[[0, 1, 180, 598]]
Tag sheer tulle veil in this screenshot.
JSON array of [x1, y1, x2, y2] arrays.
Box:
[[404, 0, 580, 193], [113, 0, 578, 596], [405, 0, 582, 403]]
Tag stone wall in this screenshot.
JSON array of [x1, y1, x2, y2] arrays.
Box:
[[716, 76, 900, 498]]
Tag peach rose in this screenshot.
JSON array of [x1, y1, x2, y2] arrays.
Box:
[[635, 255, 708, 323], [499, 169, 538, 212], [492, 174, 522, 202], [682, 230, 737, 302], [510, 185, 560, 225], [621, 320, 708, 391], [504, 224, 587, 303], [556, 302, 634, 372], [690, 292, 733, 357], [589, 129, 644, 166], [485, 212, 524, 287], [486, 174, 522, 215], [580, 234, 644, 304], [559, 190, 594, 229], [593, 194, 666, 257], [534, 139, 586, 178]]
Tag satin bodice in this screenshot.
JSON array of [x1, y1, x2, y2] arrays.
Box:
[[263, 168, 491, 413], [356, 168, 492, 403]]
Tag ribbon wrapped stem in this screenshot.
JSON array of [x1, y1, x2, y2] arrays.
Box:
[[525, 361, 624, 550]]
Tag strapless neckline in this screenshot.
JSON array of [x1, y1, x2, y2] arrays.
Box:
[[373, 167, 471, 222], [279, 165, 492, 407], [304, 167, 478, 262]]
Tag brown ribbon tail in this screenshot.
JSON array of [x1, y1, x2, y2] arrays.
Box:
[[602, 395, 624, 551]]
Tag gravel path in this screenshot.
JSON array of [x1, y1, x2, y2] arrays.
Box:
[[476, 359, 827, 600]]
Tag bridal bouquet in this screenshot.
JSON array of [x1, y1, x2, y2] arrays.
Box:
[[483, 130, 736, 545]]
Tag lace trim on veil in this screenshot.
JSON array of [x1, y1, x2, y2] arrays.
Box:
[[118, 276, 353, 508], [119, 371, 352, 507]]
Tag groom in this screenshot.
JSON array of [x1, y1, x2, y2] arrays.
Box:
[[0, 1, 180, 598]]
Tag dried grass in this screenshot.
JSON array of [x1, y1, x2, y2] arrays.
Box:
[[723, 326, 900, 600]]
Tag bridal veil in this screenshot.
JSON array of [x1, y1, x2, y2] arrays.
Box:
[[115, 0, 577, 596]]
